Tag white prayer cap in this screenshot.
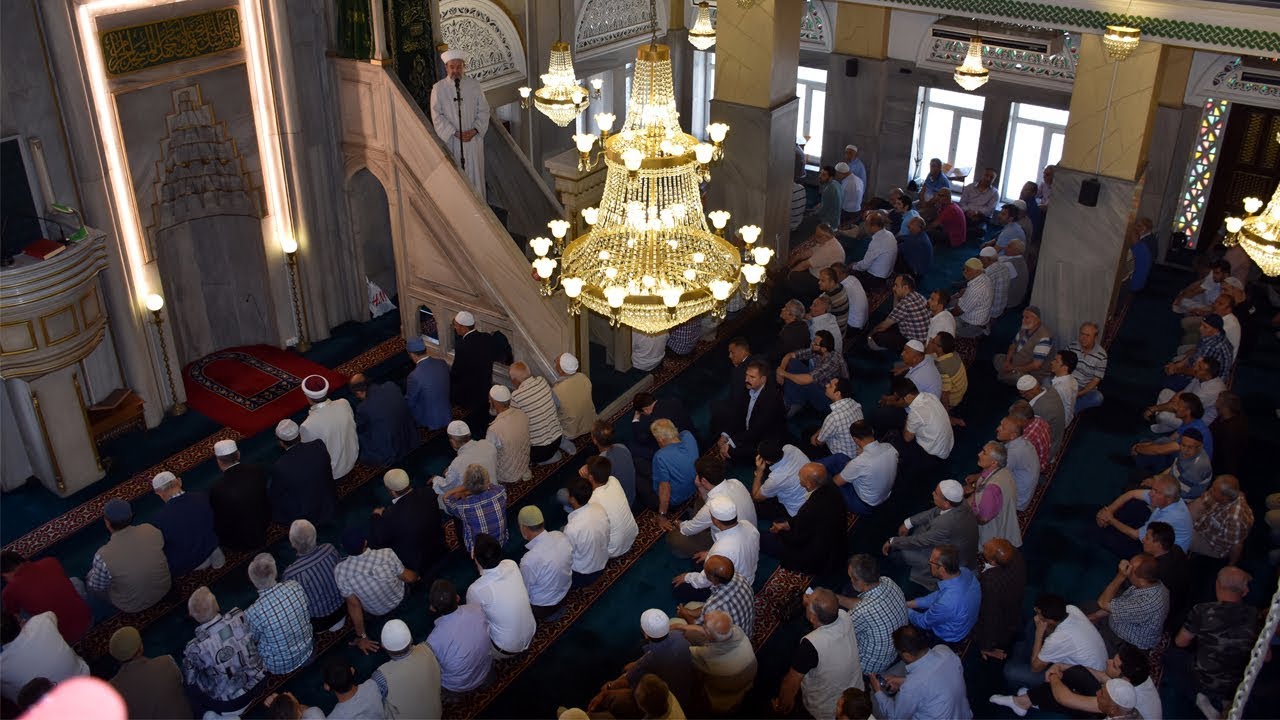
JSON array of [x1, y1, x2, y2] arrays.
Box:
[[905, 340, 925, 353], [559, 352, 580, 374], [938, 479, 965, 503], [381, 619, 412, 652], [454, 311, 476, 326], [490, 385, 512, 403], [384, 468, 410, 492], [834, 162, 850, 174], [1010, 199, 1027, 211], [447, 420, 471, 437], [1016, 375, 1038, 392], [979, 246, 998, 258], [151, 471, 177, 490], [1223, 277, 1244, 289], [641, 608, 671, 638], [1105, 679, 1137, 711], [276, 419, 300, 442], [302, 374, 329, 400], [213, 439, 239, 457], [441, 48, 467, 64], [559, 710, 590, 720], [845, 144, 857, 152], [708, 495, 737, 521]]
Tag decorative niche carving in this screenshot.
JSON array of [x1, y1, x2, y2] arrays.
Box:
[[439, 0, 527, 90]]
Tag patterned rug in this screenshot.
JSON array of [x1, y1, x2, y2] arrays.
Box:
[[183, 344, 350, 436]]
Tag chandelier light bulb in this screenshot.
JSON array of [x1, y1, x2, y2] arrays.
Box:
[[145, 293, 164, 312], [692, 252, 706, 263], [596, 113, 616, 134], [671, 204, 687, 220], [742, 264, 765, 284], [532, 257, 556, 278], [683, 268, 698, 281], [590, 77, 603, 91], [548, 220, 571, 239], [694, 143, 714, 165], [280, 236, 299, 254], [529, 236, 553, 257], [1244, 197, 1263, 214], [623, 148, 644, 172], [605, 285, 627, 308], [708, 210, 730, 230], [707, 122, 729, 144], [709, 280, 733, 301], [518, 86, 532, 99], [604, 267, 618, 279], [953, 37, 990, 91], [1224, 216, 1244, 234], [739, 225, 762, 244], [662, 287, 683, 307], [563, 277, 584, 297], [752, 246, 774, 266], [598, 249, 611, 260], [642, 275, 657, 288], [573, 133, 598, 153], [582, 207, 599, 225], [688, 2, 717, 51]]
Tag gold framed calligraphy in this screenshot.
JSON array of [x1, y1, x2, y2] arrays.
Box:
[[100, 7, 242, 77]]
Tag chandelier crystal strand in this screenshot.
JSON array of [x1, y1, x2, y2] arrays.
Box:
[[1223, 180, 1280, 277], [688, 2, 717, 51], [534, 42, 590, 126], [953, 36, 990, 91], [1102, 25, 1141, 60]]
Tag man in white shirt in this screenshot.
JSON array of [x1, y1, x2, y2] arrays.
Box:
[[1049, 351, 1080, 426], [299, 375, 359, 479], [562, 477, 610, 587], [582, 456, 638, 558], [927, 289, 957, 341], [807, 295, 843, 351], [1147, 357, 1226, 433], [673, 497, 761, 603], [1171, 260, 1228, 315], [431, 421, 498, 503], [851, 211, 897, 288], [834, 420, 899, 516], [751, 441, 811, 522], [662, 456, 756, 558], [998, 594, 1109, 699], [632, 331, 669, 372], [466, 534, 536, 657], [0, 611, 89, 702], [836, 161, 865, 228], [885, 376, 953, 480], [515, 506, 573, 620]]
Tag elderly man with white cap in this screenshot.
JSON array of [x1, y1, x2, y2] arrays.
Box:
[[430, 47, 490, 196], [151, 471, 223, 576], [883, 479, 978, 591], [450, 310, 497, 437], [672, 496, 760, 604], [488, 384, 531, 485], [995, 307, 1055, 386], [590, 609, 694, 715], [835, 161, 865, 229], [1018, 372, 1066, 454], [553, 352, 597, 439], [370, 468, 445, 575], [952, 258, 995, 337], [299, 374, 359, 478], [373, 619, 442, 719], [269, 418, 336, 527], [431, 419, 497, 502], [515, 505, 574, 620], [210, 439, 270, 552], [843, 143, 867, 185]]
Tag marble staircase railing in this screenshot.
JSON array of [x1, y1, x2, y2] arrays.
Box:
[[484, 118, 566, 245]]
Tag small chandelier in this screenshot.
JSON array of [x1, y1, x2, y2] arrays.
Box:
[[953, 36, 989, 91], [521, 42, 590, 127], [688, 2, 717, 51], [1224, 182, 1280, 277], [1102, 25, 1141, 60]]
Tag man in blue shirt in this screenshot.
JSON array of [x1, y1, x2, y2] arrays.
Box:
[[1132, 392, 1212, 474], [895, 216, 933, 281], [405, 337, 451, 430], [906, 545, 981, 642], [843, 144, 868, 186], [870, 625, 972, 719], [644, 419, 698, 518], [920, 158, 951, 201], [1097, 475, 1193, 558]]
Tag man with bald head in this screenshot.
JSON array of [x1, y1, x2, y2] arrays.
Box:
[[1091, 553, 1169, 652], [350, 372, 418, 466], [975, 538, 1026, 661], [773, 588, 863, 719], [510, 361, 564, 464], [677, 609, 758, 714], [762, 463, 848, 576], [675, 555, 755, 636], [1177, 566, 1263, 717]]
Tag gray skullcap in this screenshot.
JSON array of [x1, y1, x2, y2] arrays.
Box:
[[559, 353, 580, 374], [905, 340, 925, 353], [213, 439, 239, 457], [151, 471, 177, 491], [275, 419, 300, 442], [1105, 679, 1137, 710], [380, 619, 412, 652], [641, 608, 671, 638], [490, 385, 512, 403], [979, 246, 998, 258], [447, 420, 471, 437], [834, 162, 850, 174], [454, 311, 475, 326]]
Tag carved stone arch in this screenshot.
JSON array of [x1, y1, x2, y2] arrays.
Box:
[[439, 0, 528, 91], [1190, 55, 1280, 108], [574, 0, 670, 60]]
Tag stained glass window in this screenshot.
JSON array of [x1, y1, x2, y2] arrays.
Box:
[[1172, 98, 1230, 248]]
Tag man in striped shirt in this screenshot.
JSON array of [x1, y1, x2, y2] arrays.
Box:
[[1068, 321, 1108, 414], [283, 520, 345, 631], [510, 361, 564, 464], [953, 259, 994, 338]]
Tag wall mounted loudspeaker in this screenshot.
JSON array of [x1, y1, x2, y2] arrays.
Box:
[[1078, 178, 1101, 207], [846, 59, 859, 77]]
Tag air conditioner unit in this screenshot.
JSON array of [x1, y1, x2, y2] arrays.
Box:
[[1240, 56, 1280, 85], [930, 17, 1066, 57]]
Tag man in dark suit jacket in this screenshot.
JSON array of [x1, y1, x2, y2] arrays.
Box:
[[715, 360, 786, 464], [350, 373, 418, 466], [710, 338, 767, 438], [883, 480, 979, 591], [269, 419, 336, 526], [450, 311, 495, 437], [761, 463, 846, 576], [629, 391, 694, 472], [210, 440, 270, 552], [772, 300, 812, 367], [369, 469, 445, 575]]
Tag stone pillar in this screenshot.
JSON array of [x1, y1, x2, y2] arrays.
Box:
[[706, 0, 802, 259], [370, 0, 390, 64], [822, 3, 890, 193], [1031, 35, 1170, 345]]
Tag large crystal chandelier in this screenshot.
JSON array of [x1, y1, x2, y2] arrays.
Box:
[[1224, 181, 1280, 277], [688, 2, 717, 51], [953, 36, 989, 91], [527, 11, 768, 333], [520, 42, 590, 127]]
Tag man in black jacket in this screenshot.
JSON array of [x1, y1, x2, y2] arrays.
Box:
[[761, 463, 846, 577], [629, 391, 694, 477], [210, 439, 270, 552], [715, 360, 787, 465], [350, 373, 417, 466], [269, 419, 336, 526], [369, 468, 445, 575], [450, 311, 495, 438]]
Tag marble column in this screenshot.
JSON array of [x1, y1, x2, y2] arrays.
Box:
[[706, 0, 803, 259], [370, 0, 390, 64]]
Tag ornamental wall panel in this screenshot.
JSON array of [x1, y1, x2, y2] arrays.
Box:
[[439, 0, 528, 91]]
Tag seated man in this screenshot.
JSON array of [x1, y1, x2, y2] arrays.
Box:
[[1068, 321, 1109, 413], [350, 372, 417, 466], [106, 626, 191, 720], [182, 586, 268, 716], [442, 464, 509, 553], [1000, 593, 1108, 693], [86, 499, 171, 614], [819, 266, 851, 329], [975, 539, 1026, 662], [883, 480, 978, 591], [771, 589, 862, 719], [591, 609, 695, 715], [269, 419, 336, 526], [662, 456, 757, 558], [927, 289, 958, 342], [869, 274, 930, 355], [1097, 474, 1193, 557], [679, 609, 758, 714], [584, 455, 639, 558], [374, 619, 442, 720], [150, 471, 224, 576], [959, 167, 1000, 235], [553, 352, 597, 439], [515, 506, 573, 620], [715, 360, 786, 465], [1048, 350, 1079, 426], [0, 552, 89, 645], [774, 300, 813, 366], [467, 533, 536, 657], [926, 187, 967, 248], [282, 520, 345, 631], [978, 247, 1011, 318], [991, 645, 1160, 719], [897, 216, 933, 280], [837, 554, 909, 675], [371, 468, 445, 575], [1171, 260, 1229, 315], [777, 330, 847, 415], [1163, 314, 1233, 392], [786, 223, 847, 300], [1209, 392, 1247, 477], [591, 420, 637, 508], [321, 660, 388, 718], [1176, 566, 1262, 718], [1188, 475, 1253, 567], [981, 203, 1027, 254], [952, 258, 995, 338], [1018, 374, 1066, 456], [630, 391, 693, 475], [510, 362, 565, 464], [751, 440, 811, 522], [885, 377, 954, 479], [671, 497, 761, 603], [674, 556, 755, 637], [885, 339, 941, 404], [929, 332, 968, 411], [831, 263, 870, 341], [1089, 553, 1169, 652], [487, 385, 532, 485], [431, 421, 498, 502], [244, 553, 313, 675], [563, 476, 610, 587], [762, 464, 849, 576], [850, 211, 897, 289], [335, 527, 414, 654], [427, 579, 495, 694], [906, 544, 981, 643], [0, 610, 88, 704], [1141, 429, 1212, 501], [996, 415, 1040, 512], [966, 442, 1022, 548], [298, 376, 358, 479], [1002, 239, 1031, 307], [809, 377, 863, 475], [1147, 357, 1225, 432], [994, 307, 1054, 385], [1131, 392, 1212, 475], [870, 625, 972, 720], [834, 420, 899, 515], [645, 419, 699, 517], [806, 294, 843, 351]]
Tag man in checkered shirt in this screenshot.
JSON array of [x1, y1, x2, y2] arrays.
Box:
[[869, 274, 930, 354], [836, 553, 907, 674], [334, 527, 415, 654], [674, 555, 755, 637], [244, 553, 313, 675], [443, 464, 509, 553]]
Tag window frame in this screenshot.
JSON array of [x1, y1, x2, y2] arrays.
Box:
[[910, 87, 987, 184], [999, 101, 1068, 204]]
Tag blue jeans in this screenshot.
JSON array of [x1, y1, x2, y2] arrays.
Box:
[[837, 483, 878, 516], [1075, 390, 1104, 413], [782, 358, 833, 411], [818, 453, 851, 478], [1003, 620, 1047, 691]]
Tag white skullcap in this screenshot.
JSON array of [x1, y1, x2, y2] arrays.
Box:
[[454, 311, 475, 326], [441, 48, 467, 64], [905, 340, 925, 353], [380, 619, 412, 652], [559, 710, 590, 720], [1016, 375, 1038, 392], [708, 495, 738, 521], [1105, 679, 1137, 710], [302, 374, 329, 400], [979, 246, 998, 258], [489, 385, 512, 403], [213, 439, 238, 457], [152, 471, 177, 490], [275, 419, 300, 442], [938, 479, 965, 503], [845, 144, 857, 152], [1010, 199, 1027, 211], [447, 420, 471, 437], [640, 608, 671, 638], [384, 468, 410, 492], [834, 162, 850, 174], [559, 352, 580, 374], [1223, 276, 1244, 289]]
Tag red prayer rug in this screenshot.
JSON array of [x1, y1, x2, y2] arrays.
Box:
[[183, 344, 348, 436]]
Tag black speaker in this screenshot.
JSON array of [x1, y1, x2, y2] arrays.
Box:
[[1078, 178, 1101, 207], [845, 58, 859, 77]]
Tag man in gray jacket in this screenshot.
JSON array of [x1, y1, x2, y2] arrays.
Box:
[[882, 480, 978, 590]]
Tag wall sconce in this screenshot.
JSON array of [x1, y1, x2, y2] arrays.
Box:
[[280, 237, 312, 352], [518, 86, 532, 109], [144, 293, 186, 416], [590, 77, 603, 99]]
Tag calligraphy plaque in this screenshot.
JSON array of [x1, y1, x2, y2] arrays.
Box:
[[100, 7, 242, 76]]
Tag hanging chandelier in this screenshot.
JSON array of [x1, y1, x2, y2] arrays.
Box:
[[1224, 181, 1280, 277], [688, 2, 717, 51], [1102, 24, 1141, 60], [519, 42, 590, 127], [953, 36, 989, 91], [527, 30, 768, 333]]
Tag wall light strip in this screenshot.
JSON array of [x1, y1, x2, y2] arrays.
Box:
[[238, 0, 294, 252]]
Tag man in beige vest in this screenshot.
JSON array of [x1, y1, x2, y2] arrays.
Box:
[[487, 385, 531, 484], [85, 499, 170, 614], [553, 352, 597, 439], [376, 619, 442, 719], [107, 626, 192, 719]]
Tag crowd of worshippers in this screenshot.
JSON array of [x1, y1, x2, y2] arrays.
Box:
[[0, 178, 1269, 720]]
